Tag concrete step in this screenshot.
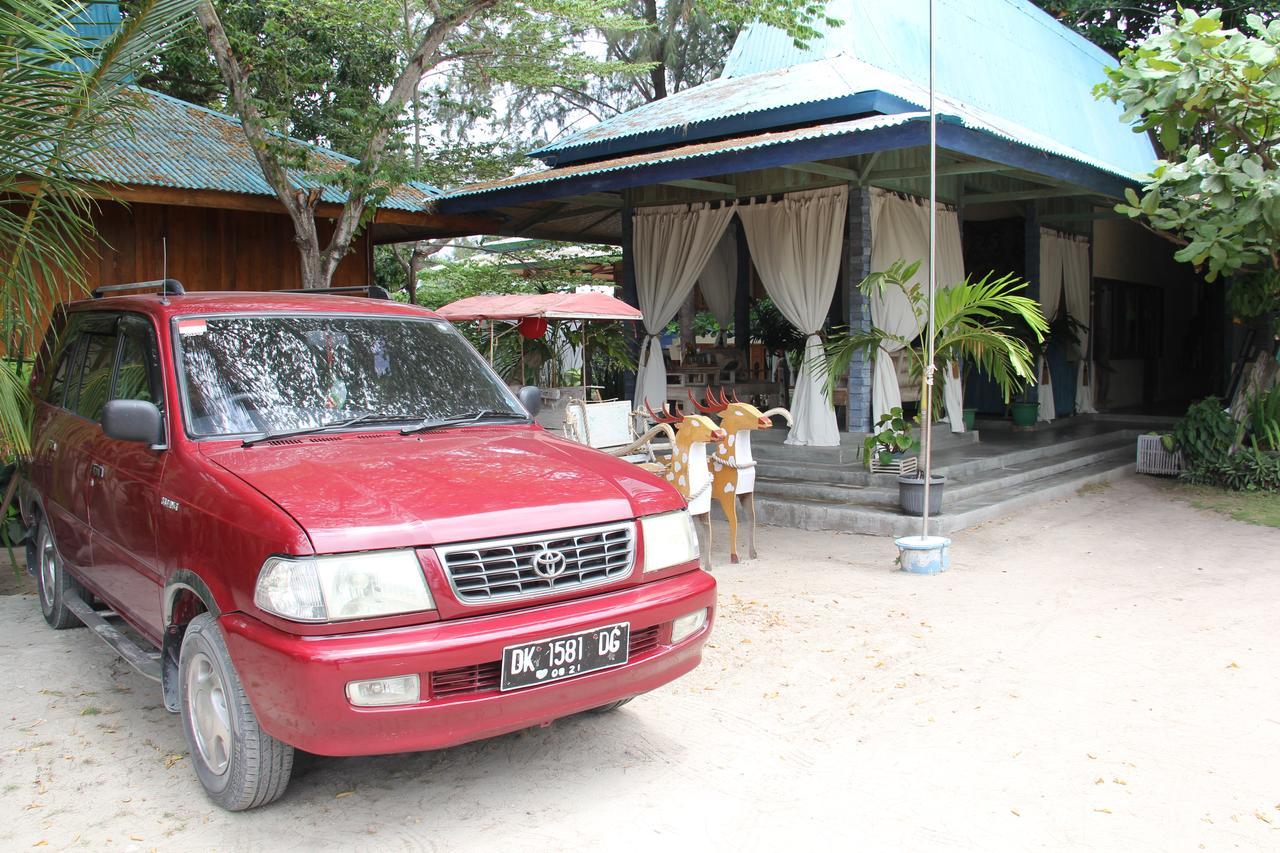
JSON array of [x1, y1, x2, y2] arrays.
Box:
[[754, 443, 1134, 506], [755, 429, 1137, 487], [754, 456, 1136, 537]]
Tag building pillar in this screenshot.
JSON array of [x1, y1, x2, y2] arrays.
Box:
[[844, 184, 873, 433], [620, 202, 639, 403], [1024, 202, 1041, 302], [734, 218, 752, 373]]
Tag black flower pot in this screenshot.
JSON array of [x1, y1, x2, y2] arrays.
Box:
[[897, 474, 945, 516]]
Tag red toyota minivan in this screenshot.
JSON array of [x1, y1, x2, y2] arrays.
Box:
[[17, 282, 714, 811]]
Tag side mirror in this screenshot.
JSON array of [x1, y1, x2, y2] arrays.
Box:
[[517, 385, 542, 417], [102, 399, 163, 446]]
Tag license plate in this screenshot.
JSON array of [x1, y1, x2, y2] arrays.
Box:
[[500, 622, 630, 692]]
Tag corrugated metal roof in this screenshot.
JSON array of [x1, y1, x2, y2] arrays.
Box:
[[526, 59, 905, 163], [532, 0, 1155, 179], [447, 113, 924, 199], [721, 0, 1155, 176], [79, 88, 442, 211]]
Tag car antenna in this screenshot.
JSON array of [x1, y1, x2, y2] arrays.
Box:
[[160, 237, 170, 305]]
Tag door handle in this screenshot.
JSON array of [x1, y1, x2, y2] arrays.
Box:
[[90, 463, 106, 479]]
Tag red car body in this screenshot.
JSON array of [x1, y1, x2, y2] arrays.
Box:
[[20, 291, 714, 759]]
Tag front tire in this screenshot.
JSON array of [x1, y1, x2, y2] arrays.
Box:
[[179, 613, 294, 811], [34, 519, 83, 630]]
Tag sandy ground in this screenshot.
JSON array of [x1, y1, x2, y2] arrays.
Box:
[[0, 475, 1277, 852]]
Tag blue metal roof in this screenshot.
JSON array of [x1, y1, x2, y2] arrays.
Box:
[[79, 89, 442, 211], [439, 110, 1132, 216], [532, 0, 1156, 179]]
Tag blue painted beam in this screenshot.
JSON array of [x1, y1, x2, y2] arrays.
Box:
[[531, 91, 920, 167], [439, 120, 1136, 217]]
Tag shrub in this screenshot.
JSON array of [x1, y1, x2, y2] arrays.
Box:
[[1172, 397, 1238, 465], [1183, 447, 1280, 493]]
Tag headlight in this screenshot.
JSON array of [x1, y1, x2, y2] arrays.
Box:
[[640, 511, 699, 573], [255, 550, 435, 622]]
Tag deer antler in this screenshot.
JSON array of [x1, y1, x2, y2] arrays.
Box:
[[689, 387, 726, 414], [645, 401, 682, 425]]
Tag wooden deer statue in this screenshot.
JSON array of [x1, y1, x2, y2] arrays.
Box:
[[690, 388, 793, 563], [646, 402, 726, 570]]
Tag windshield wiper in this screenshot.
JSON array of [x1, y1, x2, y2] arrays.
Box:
[[242, 411, 423, 447], [400, 410, 526, 435]]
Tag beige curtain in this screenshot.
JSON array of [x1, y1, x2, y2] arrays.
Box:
[[738, 185, 848, 446], [1061, 234, 1097, 413], [869, 189, 967, 433], [631, 202, 736, 410], [697, 229, 738, 334], [1037, 229, 1067, 423]]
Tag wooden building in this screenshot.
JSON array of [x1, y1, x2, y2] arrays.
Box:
[[65, 89, 494, 299]]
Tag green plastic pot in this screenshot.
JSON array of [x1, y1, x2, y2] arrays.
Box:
[[962, 408, 977, 430], [1011, 401, 1038, 428]]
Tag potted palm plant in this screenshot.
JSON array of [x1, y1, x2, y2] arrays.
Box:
[[824, 259, 1048, 516]]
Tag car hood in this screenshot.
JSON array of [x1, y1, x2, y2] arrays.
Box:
[[202, 426, 680, 553]]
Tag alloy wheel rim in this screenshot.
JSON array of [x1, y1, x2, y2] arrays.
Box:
[[39, 531, 56, 610], [186, 651, 232, 777]]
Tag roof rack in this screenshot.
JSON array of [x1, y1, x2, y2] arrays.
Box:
[[91, 279, 186, 299], [274, 285, 392, 300]]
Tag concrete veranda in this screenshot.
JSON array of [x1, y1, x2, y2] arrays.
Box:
[[0, 475, 1276, 851]]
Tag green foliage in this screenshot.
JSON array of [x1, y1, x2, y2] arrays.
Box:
[[1182, 446, 1280, 491], [863, 406, 919, 466], [1096, 8, 1280, 293], [824, 259, 1047, 409], [0, 0, 200, 454], [416, 259, 540, 310], [1248, 384, 1280, 451], [463, 0, 834, 141], [1031, 1, 1278, 55], [1225, 270, 1280, 320], [751, 297, 805, 353], [1173, 396, 1240, 464]]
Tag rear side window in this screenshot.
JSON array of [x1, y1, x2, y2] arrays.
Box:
[[37, 314, 80, 406], [113, 322, 160, 407], [70, 330, 119, 422]]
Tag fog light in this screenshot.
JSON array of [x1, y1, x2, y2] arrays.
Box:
[[346, 674, 420, 707], [670, 608, 708, 643]]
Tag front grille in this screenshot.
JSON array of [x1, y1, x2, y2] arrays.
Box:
[[431, 662, 501, 698], [435, 522, 635, 604], [428, 625, 663, 699]]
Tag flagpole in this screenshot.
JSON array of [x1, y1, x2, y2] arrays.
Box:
[[920, 0, 938, 540]]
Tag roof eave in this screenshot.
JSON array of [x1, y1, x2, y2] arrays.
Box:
[[530, 89, 919, 167], [441, 120, 1136, 216]]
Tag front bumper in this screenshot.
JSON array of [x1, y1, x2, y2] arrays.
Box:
[[221, 568, 716, 756]]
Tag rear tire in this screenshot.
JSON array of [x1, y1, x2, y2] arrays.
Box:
[[34, 519, 84, 630], [179, 613, 294, 811]]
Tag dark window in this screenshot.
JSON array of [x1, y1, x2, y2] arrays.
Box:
[[175, 314, 523, 438], [71, 330, 120, 422], [38, 314, 81, 407], [44, 338, 78, 407], [112, 322, 160, 406]]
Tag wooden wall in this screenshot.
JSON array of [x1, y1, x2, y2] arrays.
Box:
[[87, 201, 372, 294]]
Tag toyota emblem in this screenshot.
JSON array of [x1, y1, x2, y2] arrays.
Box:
[[531, 548, 569, 579]]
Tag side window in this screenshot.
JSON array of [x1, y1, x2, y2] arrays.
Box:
[[38, 314, 80, 407], [112, 322, 161, 407], [71, 330, 120, 422]]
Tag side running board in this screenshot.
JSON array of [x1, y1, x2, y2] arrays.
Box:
[[63, 592, 162, 682]]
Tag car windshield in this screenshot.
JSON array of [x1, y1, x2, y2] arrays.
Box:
[[175, 313, 525, 438]]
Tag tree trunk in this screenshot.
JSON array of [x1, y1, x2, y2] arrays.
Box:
[[196, 0, 495, 291]]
